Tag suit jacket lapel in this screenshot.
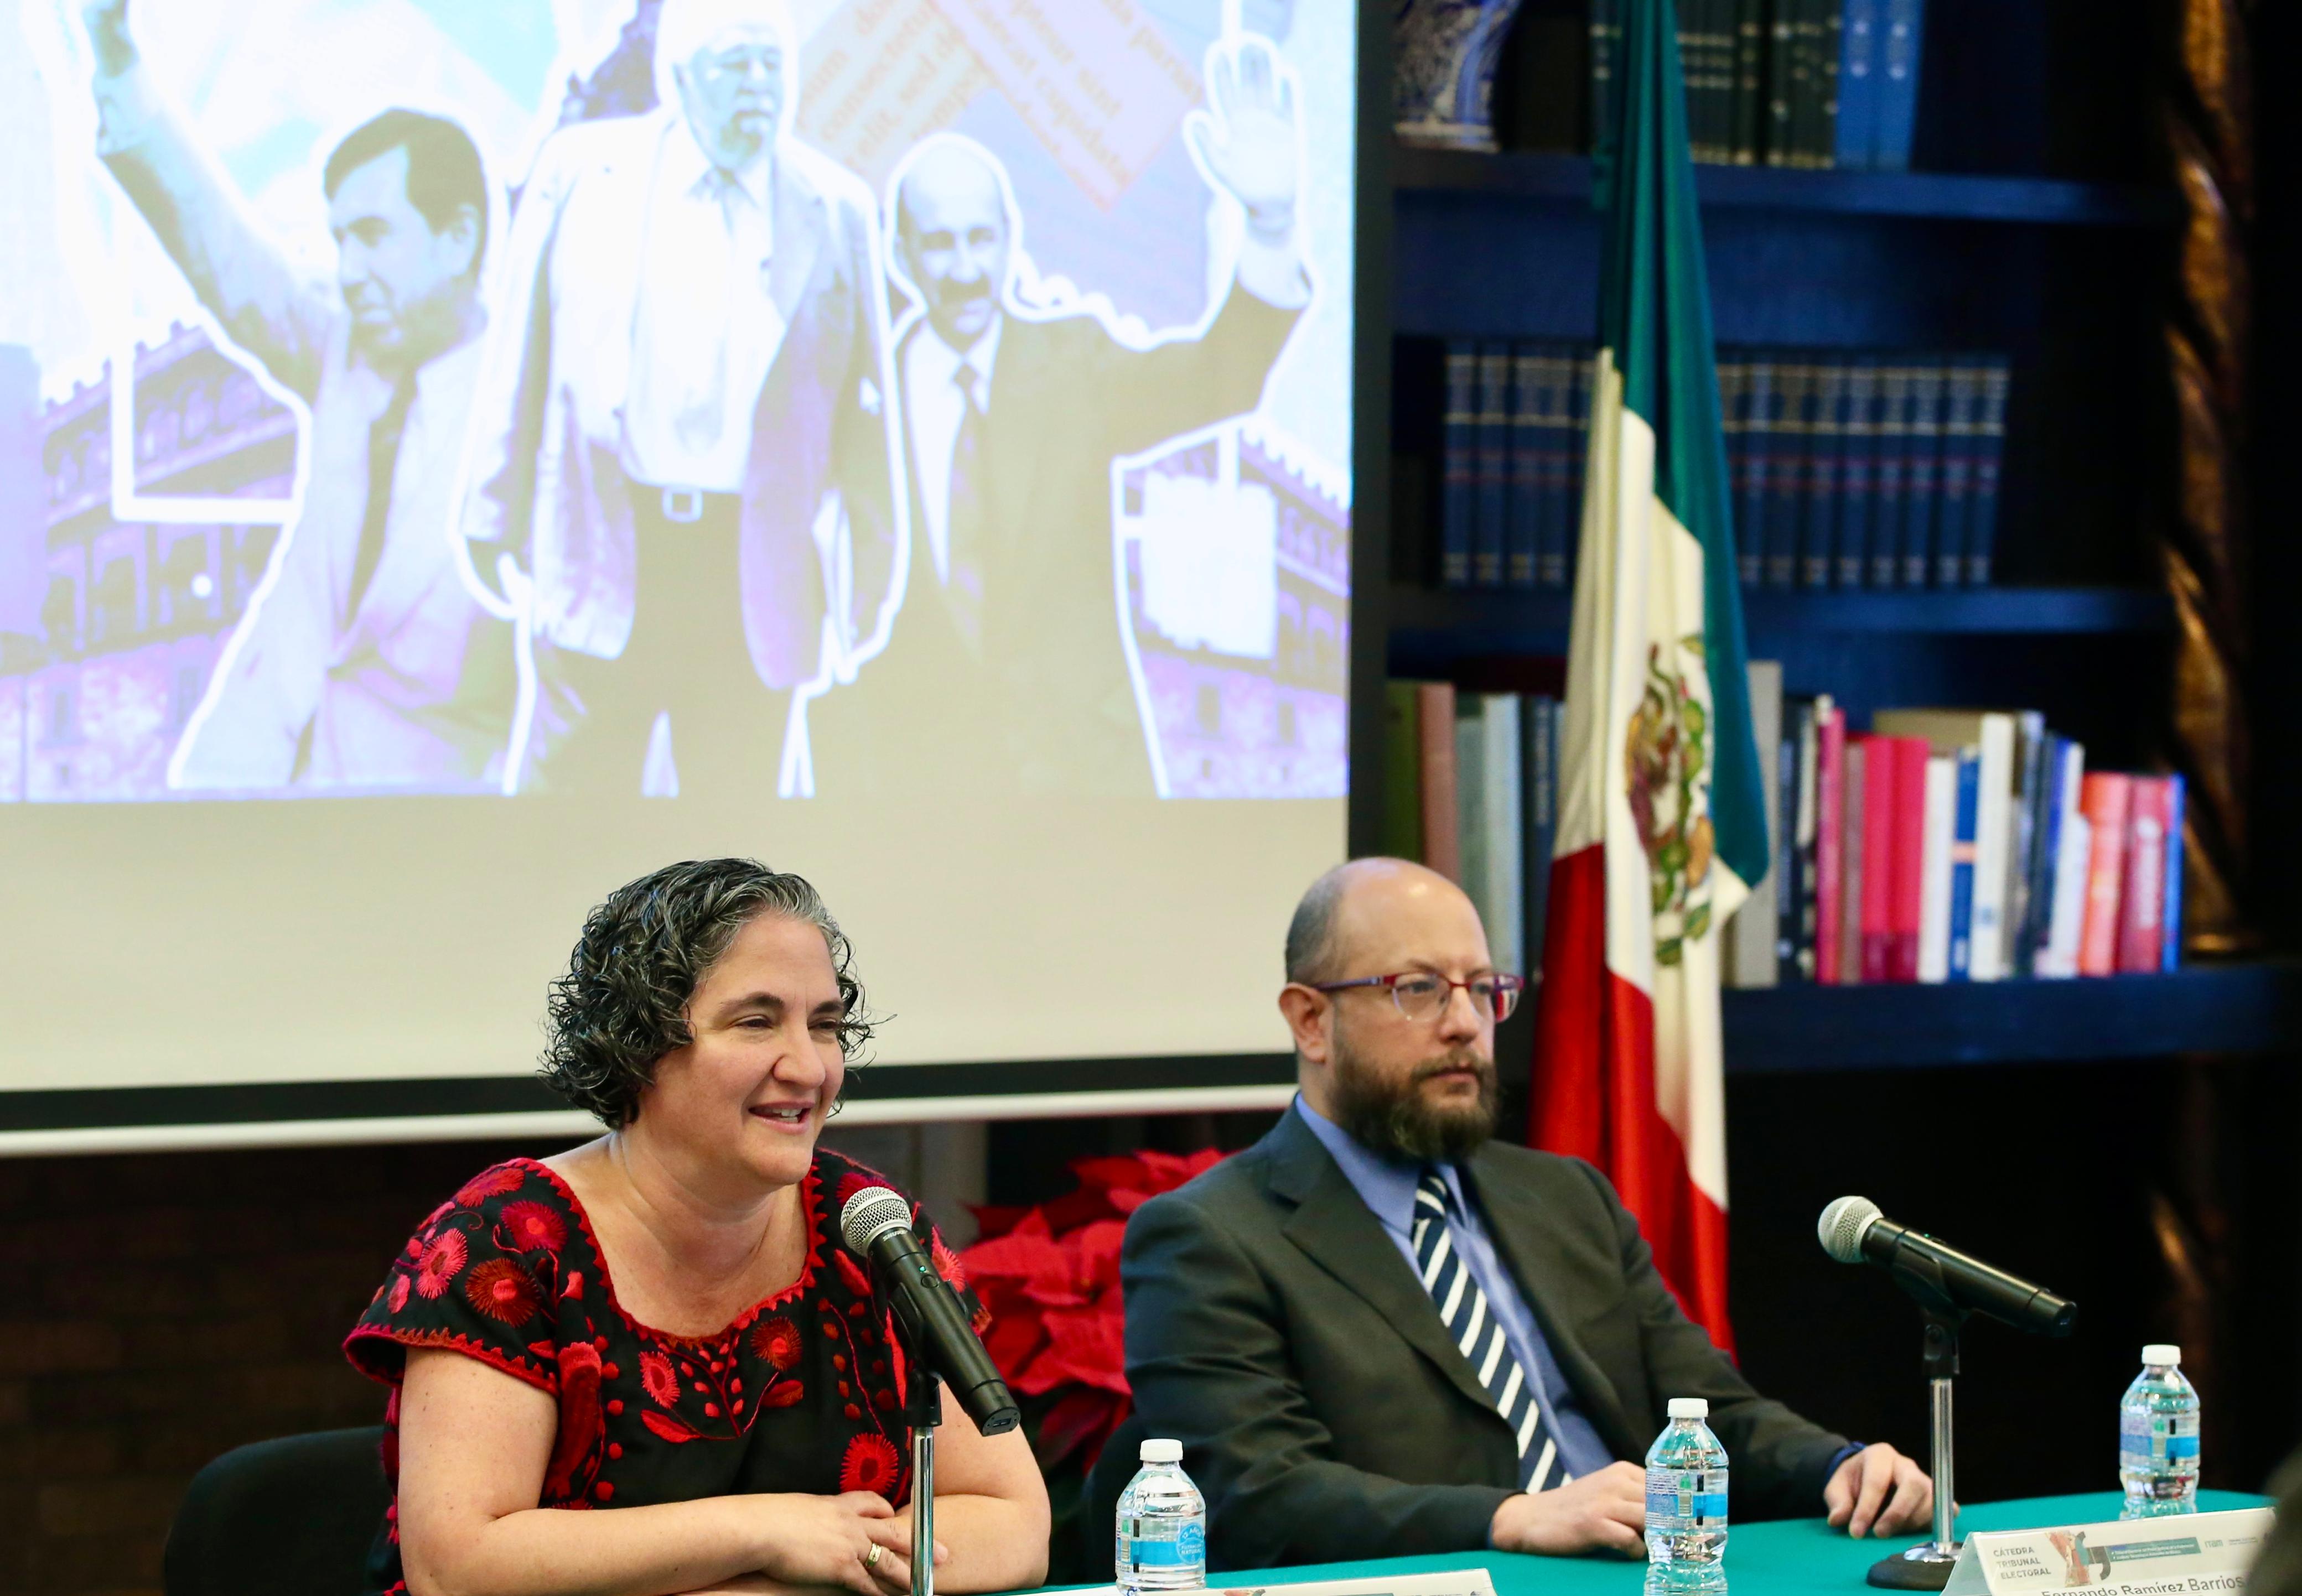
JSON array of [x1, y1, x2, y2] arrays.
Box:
[[1267, 1112, 1511, 1422], [1463, 1148, 1642, 1458], [768, 149, 826, 325], [977, 313, 1048, 566]]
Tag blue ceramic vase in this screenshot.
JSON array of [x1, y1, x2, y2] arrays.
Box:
[[1393, 0, 1526, 152]]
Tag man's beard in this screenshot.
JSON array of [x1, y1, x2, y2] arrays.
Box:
[[1328, 1031, 1498, 1164]]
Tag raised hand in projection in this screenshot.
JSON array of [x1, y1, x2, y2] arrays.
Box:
[[1184, 34, 1309, 306]]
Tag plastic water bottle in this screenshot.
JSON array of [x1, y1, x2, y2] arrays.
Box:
[[2119, 1344, 2201, 1517], [1116, 1437, 1206, 1592], [1646, 1397, 1729, 1595]]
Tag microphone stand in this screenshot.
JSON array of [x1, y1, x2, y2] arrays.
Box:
[[1868, 1304, 1968, 1590], [904, 1355, 942, 1596]]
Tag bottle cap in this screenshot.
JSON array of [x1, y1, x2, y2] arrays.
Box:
[[1668, 1397, 1709, 1420], [1140, 1438, 1183, 1464], [2142, 1344, 2182, 1367]]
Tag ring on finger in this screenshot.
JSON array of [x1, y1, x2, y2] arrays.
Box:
[[865, 1544, 883, 1570]]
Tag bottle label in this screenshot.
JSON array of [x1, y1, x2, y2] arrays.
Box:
[[2120, 1411, 2201, 1465], [1646, 1468, 1729, 1529], [1119, 1520, 1206, 1570]]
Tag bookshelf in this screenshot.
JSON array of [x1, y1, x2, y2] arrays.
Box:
[[1346, 1, 2294, 1060]]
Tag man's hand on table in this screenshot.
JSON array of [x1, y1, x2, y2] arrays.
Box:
[[1490, 1461, 1649, 1556], [1824, 1443, 1936, 1538]]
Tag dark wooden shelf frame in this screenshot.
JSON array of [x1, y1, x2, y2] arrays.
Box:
[[1393, 147, 2184, 228], [1723, 960, 2302, 1070]]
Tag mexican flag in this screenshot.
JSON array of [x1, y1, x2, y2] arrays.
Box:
[[1527, 0, 1764, 1352]]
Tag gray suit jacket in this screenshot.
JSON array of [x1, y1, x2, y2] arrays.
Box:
[[1120, 1110, 1850, 1567]]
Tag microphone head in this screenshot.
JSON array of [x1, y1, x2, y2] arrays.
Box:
[[839, 1186, 914, 1256], [1818, 1195, 1883, 1264]]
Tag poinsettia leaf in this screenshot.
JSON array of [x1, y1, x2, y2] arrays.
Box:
[[966, 1203, 1035, 1241], [1031, 1387, 1132, 1471]]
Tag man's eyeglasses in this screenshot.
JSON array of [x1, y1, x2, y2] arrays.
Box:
[[1309, 972, 1526, 1023]]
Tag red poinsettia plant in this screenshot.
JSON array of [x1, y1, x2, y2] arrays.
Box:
[[957, 1148, 1229, 1475]]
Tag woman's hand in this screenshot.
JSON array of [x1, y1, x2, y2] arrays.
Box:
[[748, 1491, 943, 1596]]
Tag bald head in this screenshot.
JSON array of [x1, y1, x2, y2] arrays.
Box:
[[1284, 857, 1483, 987], [894, 139, 1012, 349]]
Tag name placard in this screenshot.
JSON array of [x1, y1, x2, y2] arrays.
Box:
[[1943, 1509, 2276, 1596]]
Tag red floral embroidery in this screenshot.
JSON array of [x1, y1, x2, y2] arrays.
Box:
[[639, 1349, 678, 1408], [500, 1200, 567, 1254], [464, 1259, 541, 1326], [840, 1432, 903, 1496], [388, 1273, 411, 1313], [761, 1377, 806, 1409], [543, 1342, 603, 1500], [415, 1231, 468, 1299], [641, 1408, 698, 1443], [455, 1166, 526, 1207], [833, 1250, 873, 1299], [931, 1236, 965, 1290], [751, 1315, 802, 1370]]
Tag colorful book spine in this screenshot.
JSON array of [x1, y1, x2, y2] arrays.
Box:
[[1590, 0, 1620, 153], [1740, 358, 1778, 587], [1836, 359, 1879, 587], [1814, 701, 1847, 984], [1522, 695, 1558, 974], [1475, 343, 1511, 588], [1932, 360, 1979, 588], [1855, 737, 1895, 981], [2076, 773, 2132, 976], [1779, 700, 1814, 980], [1965, 358, 2010, 584], [1441, 340, 1477, 588], [1818, 0, 1844, 167], [1901, 361, 1945, 590], [1946, 747, 1980, 980], [2002, 711, 2048, 977], [1765, 0, 1797, 166], [1417, 680, 1461, 880], [1840, 736, 1868, 983], [2161, 773, 2186, 970], [1871, 363, 1912, 586], [1765, 362, 1811, 587], [1916, 752, 1956, 982], [1889, 736, 1928, 981], [1800, 361, 1847, 589], [1719, 358, 1755, 585], [1477, 693, 1525, 973], [2116, 776, 2174, 975], [2023, 735, 2078, 973], [1968, 713, 2015, 980], [1507, 345, 1544, 590], [1873, 0, 1927, 170], [1836, 0, 1880, 169], [1538, 348, 1578, 590], [1732, 0, 1765, 163], [1564, 352, 1594, 590], [2041, 811, 2092, 979]]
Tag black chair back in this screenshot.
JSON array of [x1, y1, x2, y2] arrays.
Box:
[[163, 1426, 389, 1596], [1078, 1409, 1152, 1581]]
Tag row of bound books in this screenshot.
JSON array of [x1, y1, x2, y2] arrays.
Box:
[[1591, 0, 1926, 169], [1724, 667, 2186, 987], [1439, 341, 2010, 593], [1383, 670, 2187, 989]]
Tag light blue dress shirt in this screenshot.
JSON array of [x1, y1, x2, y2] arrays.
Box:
[[1293, 1096, 1617, 1484]]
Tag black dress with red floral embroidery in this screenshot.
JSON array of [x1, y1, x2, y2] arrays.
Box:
[[344, 1151, 979, 1596]]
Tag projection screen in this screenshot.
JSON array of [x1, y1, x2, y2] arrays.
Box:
[[0, 0, 1359, 1151]]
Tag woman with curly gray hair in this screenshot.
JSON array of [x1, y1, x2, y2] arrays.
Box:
[[344, 859, 1049, 1596]]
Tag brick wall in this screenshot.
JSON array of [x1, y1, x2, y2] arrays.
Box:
[[0, 1121, 985, 1596]]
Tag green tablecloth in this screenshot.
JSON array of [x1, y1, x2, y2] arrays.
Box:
[[1193, 1492, 2269, 1596]]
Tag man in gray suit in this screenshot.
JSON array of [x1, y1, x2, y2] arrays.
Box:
[[1121, 858, 1935, 1567], [85, 0, 512, 792], [458, 0, 897, 798]]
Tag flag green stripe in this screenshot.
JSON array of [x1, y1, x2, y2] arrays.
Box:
[[1593, 0, 1768, 892]]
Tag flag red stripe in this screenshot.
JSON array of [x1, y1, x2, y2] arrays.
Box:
[[1531, 844, 1735, 1352]]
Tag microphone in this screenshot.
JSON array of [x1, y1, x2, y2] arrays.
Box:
[[840, 1187, 1021, 1435], [1817, 1195, 2077, 1337]]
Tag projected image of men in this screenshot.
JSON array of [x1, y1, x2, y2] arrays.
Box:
[[811, 38, 1311, 797], [82, 0, 514, 792], [459, 0, 897, 799]]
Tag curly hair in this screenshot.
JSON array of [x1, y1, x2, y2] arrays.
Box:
[[540, 859, 874, 1127]]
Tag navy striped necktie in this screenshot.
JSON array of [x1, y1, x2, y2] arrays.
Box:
[[1412, 1166, 1568, 1491]]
